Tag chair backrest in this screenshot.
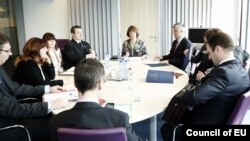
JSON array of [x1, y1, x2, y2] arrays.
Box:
[[182, 46, 193, 71], [56, 39, 69, 51], [227, 90, 250, 125], [0, 125, 31, 141], [57, 127, 127, 141]]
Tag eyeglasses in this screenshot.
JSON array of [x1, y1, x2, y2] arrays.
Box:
[[0, 49, 12, 53]]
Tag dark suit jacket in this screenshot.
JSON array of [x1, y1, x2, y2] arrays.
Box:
[[0, 67, 48, 127], [12, 60, 56, 87], [49, 102, 143, 141], [62, 39, 91, 70], [161, 37, 191, 69], [182, 60, 250, 124]]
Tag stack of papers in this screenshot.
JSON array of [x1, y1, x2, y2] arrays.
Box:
[[115, 104, 132, 118], [60, 67, 75, 76], [43, 90, 78, 102]]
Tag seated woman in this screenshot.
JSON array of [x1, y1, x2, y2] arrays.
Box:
[[122, 25, 148, 58], [12, 37, 63, 87], [42, 32, 63, 75]]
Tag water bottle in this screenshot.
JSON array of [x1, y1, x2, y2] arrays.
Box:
[[122, 58, 128, 79], [128, 68, 134, 89], [117, 57, 123, 80], [104, 53, 110, 68]]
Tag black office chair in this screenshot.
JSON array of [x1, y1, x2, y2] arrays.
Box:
[[0, 125, 31, 141]]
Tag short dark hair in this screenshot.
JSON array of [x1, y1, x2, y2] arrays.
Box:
[[207, 32, 234, 52], [71, 25, 82, 34], [0, 33, 10, 49], [74, 59, 105, 94], [204, 28, 222, 40], [42, 32, 58, 49], [126, 25, 139, 38]]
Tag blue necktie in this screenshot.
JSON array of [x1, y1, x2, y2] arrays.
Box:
[[79, 42, 84, 49]]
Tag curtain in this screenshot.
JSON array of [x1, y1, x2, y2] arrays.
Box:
[[159, 0, 212, 54], [68, 0, 120, 59]]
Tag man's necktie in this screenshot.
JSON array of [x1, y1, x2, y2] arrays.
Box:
[[79, 42, 84, 49], [173, 40, 179, 53]]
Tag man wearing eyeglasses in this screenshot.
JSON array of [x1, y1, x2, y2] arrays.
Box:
[[0, 33, 67, 141]]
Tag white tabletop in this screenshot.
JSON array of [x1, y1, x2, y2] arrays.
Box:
[[55, 60, 189, 123]]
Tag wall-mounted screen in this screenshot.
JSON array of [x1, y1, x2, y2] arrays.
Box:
[[188, 28, 208, 48]]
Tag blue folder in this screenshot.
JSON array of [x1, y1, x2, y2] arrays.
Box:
[[145, 63, 169, 67], [146, 70, 174, 83]]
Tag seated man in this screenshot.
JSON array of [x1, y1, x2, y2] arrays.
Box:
[[161, 32, 250, 141], [49, 58, 143, 141], [62, 25, 96, 70], [159, 23, 192, 70], [0, 33, 67, 141]]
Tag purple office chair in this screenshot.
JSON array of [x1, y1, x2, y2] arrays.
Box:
[[227, 90, 250, 124], [56, 39, 69, 51], [57, 127, 127, 141]]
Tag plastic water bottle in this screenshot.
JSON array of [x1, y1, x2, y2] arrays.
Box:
[[128, 68, 134, 89], [118, 57, 123, 80], [122, 58, 128, 79], [104, 53, 110, 68]]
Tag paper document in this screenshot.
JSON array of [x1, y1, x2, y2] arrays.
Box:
[[114, 104, 132, 118], [60, 67, 75, 76], [43, 90, 78, 102]]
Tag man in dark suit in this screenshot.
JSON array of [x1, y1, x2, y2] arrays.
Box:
[[62, 25, 96, 70], [161, 32, 250, 141], [49, 59, 142, 141], [159, 23, 192, 70], [0, 33, 67, 141]]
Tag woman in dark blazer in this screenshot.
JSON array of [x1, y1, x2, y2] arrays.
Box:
[[12, 37, 62, 87]]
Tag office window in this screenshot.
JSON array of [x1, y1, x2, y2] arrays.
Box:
[[0, 0, 19, 56]]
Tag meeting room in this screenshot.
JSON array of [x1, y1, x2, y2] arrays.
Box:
[[0, 0, 250, 141]]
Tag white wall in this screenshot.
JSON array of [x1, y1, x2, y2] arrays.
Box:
[[22, 0, 69, 40], [21, 0, 241, 46], [211, 0, 241, 44]]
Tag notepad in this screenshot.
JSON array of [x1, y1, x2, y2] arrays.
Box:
[[60, 67, 75, 76], [146, 70, 174, 83], [145, 63, 169, 67], [43, 90, 78, 102], [115, 104, 132, 118]]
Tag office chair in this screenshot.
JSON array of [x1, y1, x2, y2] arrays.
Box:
[[0, 125, 31, 141], [57, 127, 127, 141], [227, 89, 250, 124], [171, 89, 250, 141], [56, 39, 69, 51], [182, 46, 193, 72]]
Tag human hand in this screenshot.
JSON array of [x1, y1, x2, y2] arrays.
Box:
[[86, 49, 96, 59], [50, 85, 66, 93], [51, 98, 68, 110], [196, 71, 206, 81], [160, 60, 169, 64], [154, 56, 162, 61], [42, 54, 52, 64], [40, 47, 52, 64], [183, 49, 189, 56], [141, 54, 149, 60], [125, 51, 130, 57]]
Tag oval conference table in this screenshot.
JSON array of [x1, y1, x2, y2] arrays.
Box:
[[54, 59, 189, 141]]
